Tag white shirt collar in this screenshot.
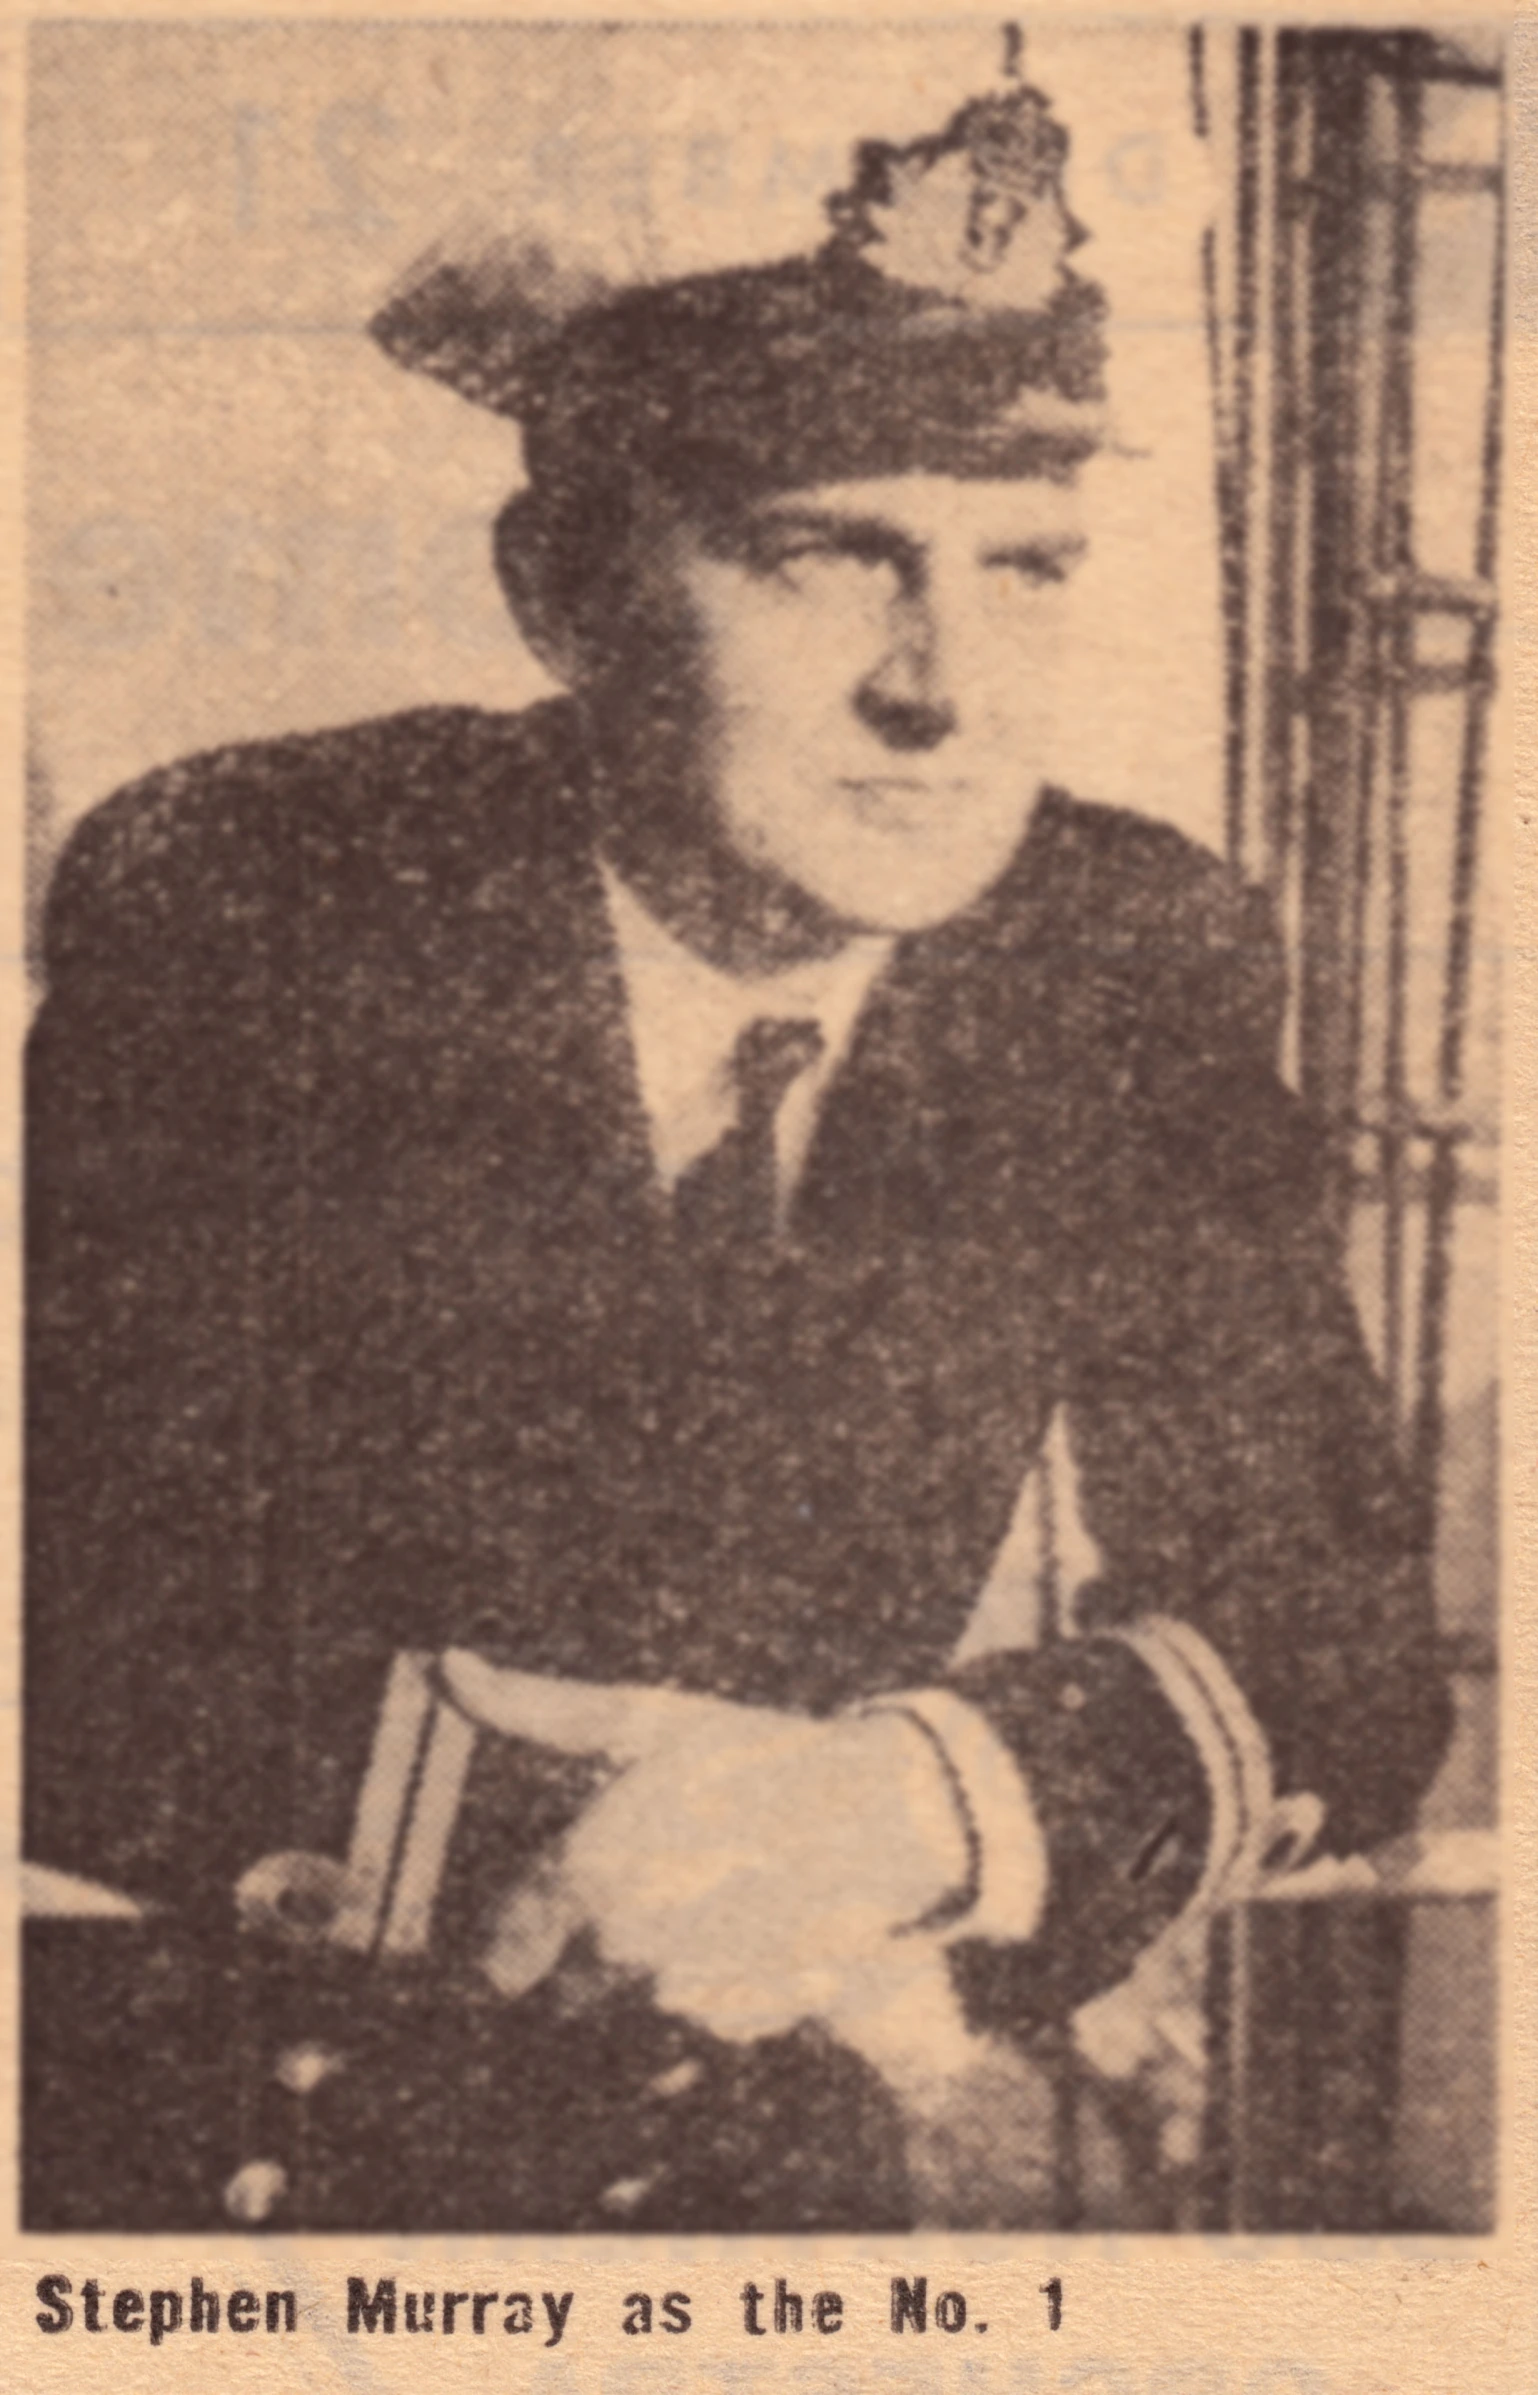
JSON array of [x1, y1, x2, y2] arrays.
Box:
[[597, 855, 894, 1197]]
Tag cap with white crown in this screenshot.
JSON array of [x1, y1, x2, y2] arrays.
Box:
[[370, 73, 1110, 503]]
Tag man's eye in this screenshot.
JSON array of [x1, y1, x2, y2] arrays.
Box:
[[769, 540, 840, 569], [763, 540, 884, 579], [749, 545, 903, 604]]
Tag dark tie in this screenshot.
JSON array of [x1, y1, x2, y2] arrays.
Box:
[[672, 1016, 826, 1250]]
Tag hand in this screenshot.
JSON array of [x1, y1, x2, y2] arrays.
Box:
[[440, 1654, 971, 2043]]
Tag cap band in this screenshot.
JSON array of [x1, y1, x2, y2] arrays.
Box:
[[370, 81, 1110, 496]]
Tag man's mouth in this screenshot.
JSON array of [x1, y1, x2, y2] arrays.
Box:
[[836, 776, 971, 824]]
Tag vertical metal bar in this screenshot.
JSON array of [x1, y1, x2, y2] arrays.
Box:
[[1437, 179, 1503, 1110], [1224, 28, 1262, 871], [1411, 111, 1504, 1508], [1343, 115, 1395, 1141], [1240, 33, 1280, 884], [1378, 52, 1423, 1418], [1411, 1132, 1463, 1533], [1200, 202, 1240, 862], [1296, 38, 1371, 1170], [1272, 42, 1314, 1091], [1260, 36, 1301, 895]]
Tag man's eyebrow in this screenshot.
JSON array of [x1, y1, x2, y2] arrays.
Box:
[[982, 531, 1088, 561], [735, 507, 922, 560]]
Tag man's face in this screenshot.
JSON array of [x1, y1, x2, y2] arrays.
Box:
[[651, 471, 1087, 935]]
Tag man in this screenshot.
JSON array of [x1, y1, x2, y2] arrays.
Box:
[[25, 82, 1449, 2230]]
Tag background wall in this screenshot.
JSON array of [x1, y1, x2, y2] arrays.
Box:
[[28, 19, 1226, 863]]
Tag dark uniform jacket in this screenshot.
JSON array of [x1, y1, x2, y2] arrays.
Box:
[[24, 699, 1450, 2230]]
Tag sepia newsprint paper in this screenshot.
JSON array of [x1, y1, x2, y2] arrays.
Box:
[[0, 3, 1531, 2389]]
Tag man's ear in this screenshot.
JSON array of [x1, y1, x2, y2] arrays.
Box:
[[492, 490, 588, 686]]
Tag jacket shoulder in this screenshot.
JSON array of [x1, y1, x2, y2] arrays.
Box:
[[1031, 788, 1285, 1063], [40, 702, 584, 983], [1036, 788, 1267, 954]]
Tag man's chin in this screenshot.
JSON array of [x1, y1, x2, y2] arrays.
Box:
[[784, 855, 1014, 938], [761, 800, 1033, 937]]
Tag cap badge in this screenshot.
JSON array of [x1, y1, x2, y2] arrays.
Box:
[[828, 87, 1080, 315]]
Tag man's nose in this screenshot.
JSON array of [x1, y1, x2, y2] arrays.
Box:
[[853, 602, 958, 752]]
